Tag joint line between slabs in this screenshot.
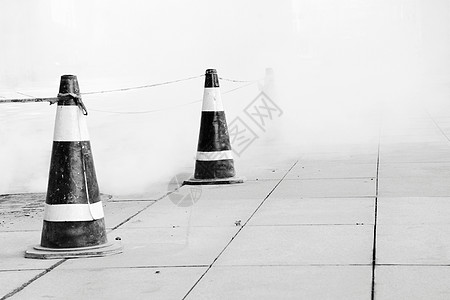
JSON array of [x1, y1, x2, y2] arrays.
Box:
[[1, 187, 183, 299], [426, 110, 450, 144], [371, 134, 381, 300], [110, 188, 181, 231], [1, 259, 67, 300], [181, 160, 299, 300]]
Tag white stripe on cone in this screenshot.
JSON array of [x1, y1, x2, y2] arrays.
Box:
[[201, 88, 224, 112], [196, 150, 233, 161], [53, 106, 90, 142], [43, 202, 104, 222]]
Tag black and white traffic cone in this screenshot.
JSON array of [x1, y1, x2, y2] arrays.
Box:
[[184, 69, 244, 185], [25, 75, 122, 259]]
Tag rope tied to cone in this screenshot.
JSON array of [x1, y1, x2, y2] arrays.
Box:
[[56, 92, 88, 115], [0, 73, 261, 115]]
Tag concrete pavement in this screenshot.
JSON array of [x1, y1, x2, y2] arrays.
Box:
[[2, 104, 450, 299]]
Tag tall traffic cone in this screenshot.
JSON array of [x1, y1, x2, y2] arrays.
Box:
[[184, 69, 244, 185], [25, 75, 122, 259]]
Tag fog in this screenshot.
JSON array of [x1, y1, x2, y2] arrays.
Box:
[[1, 0, 450, 195]]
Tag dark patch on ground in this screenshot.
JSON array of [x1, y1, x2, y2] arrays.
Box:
[[0, 193, 112, 216], [0, 193, 46, 215]]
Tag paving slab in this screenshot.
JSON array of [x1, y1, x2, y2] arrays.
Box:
[[270, 178, 376, 198], [216, 225, 373, 266], [240, 160, 297, 181], [107, 178, 184, 201], [432, 116, 450, 122], [286, 162, 377, 180], [380, 118, 434, 131], [244, 167, 292, 181], [379, 134, 446, 144], [0, 200, 153, 233], [0, 231, 61, 271], [377, 197, 450, 225], [378, 176, 450, 197], [248, 197, 375, 226], [299, 150, 379, 165], [0, 214, 42, 232], [379, 127, 442, 137], [123, 196, 262, 228], [376, 224, 450, 265], [186, 265, 372, 300], [104, 200, 155, 229], [9, 266, 207, 300], [378, 162, 450, 178], [60, 226, 237, 269], [184, 181, 278, 201], [0, 193, 137, 232], [436, 121, 450, 130], [0, 193, 45, 232], [0, 270, 43, 298], [379, 142, 450, 163], [375, 266, 450, 300]]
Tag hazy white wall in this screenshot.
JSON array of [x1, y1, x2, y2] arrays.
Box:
[[1, 0, 448, 86], [1, 0, 449, 195], [0, 0, 291, 86]]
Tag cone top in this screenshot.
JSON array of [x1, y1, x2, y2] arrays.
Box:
[[58, 74, 80, 106], [204, 69, 219, 88]]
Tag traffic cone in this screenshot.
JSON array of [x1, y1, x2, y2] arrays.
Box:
[[259, 67, 275, 98], [184, 69, 244, 185], [257, 67, 282, 142], [25, 75, 122, 259]]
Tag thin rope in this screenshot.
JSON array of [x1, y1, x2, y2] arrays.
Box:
[[219, 77, 260, 83], [221, 81, 256, 94], [81, 74, 204, 95], [89, 99, 202, 115], [89, 81, 256, 115], [0, 97, 58, 103], [0, 74, 258, 105], [0, 75, 205, 103], [16, 91, 35, 98]]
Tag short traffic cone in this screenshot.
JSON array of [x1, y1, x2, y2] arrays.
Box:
[[25, 75, 122, 259], [184, 69, 244, 185], [262, 67, 275, 98]]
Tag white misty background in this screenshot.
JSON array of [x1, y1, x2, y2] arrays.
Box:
[[0, 0, 449, 196]]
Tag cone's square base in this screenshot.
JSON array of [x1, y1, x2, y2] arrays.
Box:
[[25, 241, 123, 259], [183, 176, 245, 185]]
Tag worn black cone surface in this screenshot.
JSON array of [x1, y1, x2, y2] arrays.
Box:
[[184, 69, 244, 185], [26, 75, 122, 259]]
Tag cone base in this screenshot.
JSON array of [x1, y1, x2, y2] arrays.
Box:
[[183, 176, 245, 185], [25, 241, 123, 259]]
